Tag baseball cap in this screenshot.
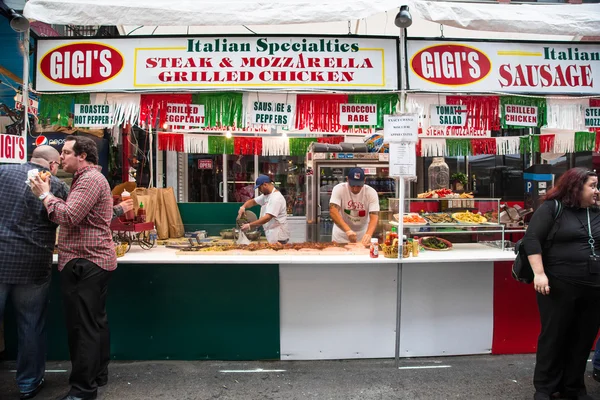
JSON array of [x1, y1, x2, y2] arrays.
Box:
[[347, 167, 365, 187], [255, 174, 272, 188]]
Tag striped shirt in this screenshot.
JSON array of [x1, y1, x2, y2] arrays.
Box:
[[0, 162, 69, 284], [46, 165, 117, 272]]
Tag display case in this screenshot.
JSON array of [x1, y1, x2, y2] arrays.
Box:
[[385, 197, 511, 250]]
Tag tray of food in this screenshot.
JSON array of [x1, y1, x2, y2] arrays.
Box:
[[393, 213, 428, 225], [451, 211, 487, 224], [422, 213, 454, 224], [419, 236, 453, 251]]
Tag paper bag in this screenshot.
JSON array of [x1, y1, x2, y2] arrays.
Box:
[[160, 187, 184, 239]]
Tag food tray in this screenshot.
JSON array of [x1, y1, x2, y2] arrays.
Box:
[[419, 236, 453, 251]]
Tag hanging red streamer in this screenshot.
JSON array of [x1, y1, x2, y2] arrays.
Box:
[[446, 96, 500, 134], [295, 94, 348, 132], [317, 136, 344, 145], [539, 135, 555, 153], [415, 139, 422, 157], [470, 138, 497, 155], [139, 94, 192, 128], [233, 137, 263, 155], [158, 133, 184, 152], [591, 98, 600, 135]]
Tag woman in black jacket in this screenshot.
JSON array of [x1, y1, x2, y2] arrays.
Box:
[[523, 167, 600, 400]]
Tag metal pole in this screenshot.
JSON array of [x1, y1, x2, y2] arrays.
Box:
[[395, 262, 403, 367], [21, 29, 30, 144]]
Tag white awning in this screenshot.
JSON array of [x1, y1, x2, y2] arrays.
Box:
[[410, 1, 600, 37], [23, 0, 400, 26]]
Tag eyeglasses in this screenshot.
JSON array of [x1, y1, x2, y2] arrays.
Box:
[[50, 161, 60, 167]]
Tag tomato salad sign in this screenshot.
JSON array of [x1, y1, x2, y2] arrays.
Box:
[[35, 36, 398, 91], [407, 39, 600, 94]]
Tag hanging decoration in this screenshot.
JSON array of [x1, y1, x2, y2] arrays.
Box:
[[139, 94, 191, 128], [552, 132, 574, 153], [262, 137, 290, 156], [500, 96, 547, 129], [91, 93, 140, 127], [234, 137, 263, 155], [347, 93, 398, 129], [39, 93, 91, 126], [208, 136, 234, 155], [539, 134, 555, 153], [317, 136, 344, 145], [546, 98, 588, 131], [407, 93, 447, 136], [470, 138, 497, 156], [158, 133, 184, 152], [420, 139, 447, 157], [184, 134, 208, 154], [445, 139, 472, 157], [446, 95, 500, 136], [295, 94, 348, 132], [192, 92, 244, 128], [574, 131, 596, 152], [289, 138, 317, 156], [496, 137, 521, 155], [520, 135, 540, 154]]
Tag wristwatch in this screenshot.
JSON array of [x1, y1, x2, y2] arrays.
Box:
[[39, 192, 51, 201]]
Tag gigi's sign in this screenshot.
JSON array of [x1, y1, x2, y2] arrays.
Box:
[[407, 39, 599, 95]]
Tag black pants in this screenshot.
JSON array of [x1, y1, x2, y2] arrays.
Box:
[[61, 258, 112, 398], [534, 277, 600, 397]]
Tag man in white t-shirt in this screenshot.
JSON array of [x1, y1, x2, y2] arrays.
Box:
[[329, 167, 380, 245], [238, 175, 290, 244]]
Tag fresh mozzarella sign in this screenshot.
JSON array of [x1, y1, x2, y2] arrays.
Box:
[[36, 36, 398, 91], [408, 40, 599, 94]]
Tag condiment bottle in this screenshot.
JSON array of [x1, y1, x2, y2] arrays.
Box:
[[370, 238, 379, 258], [121, 190, 135, 220], [412, 236, 420, 257], [137, 202, 146, 223]]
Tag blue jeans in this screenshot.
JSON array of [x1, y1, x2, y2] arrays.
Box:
[[0, 279, 51, 393]]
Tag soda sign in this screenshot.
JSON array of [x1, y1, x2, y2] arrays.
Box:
[[39, 42, 124, 86], [410, 44, 491, 86]]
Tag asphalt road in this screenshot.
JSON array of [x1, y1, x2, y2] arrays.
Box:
[[1, 354, 599, 400]]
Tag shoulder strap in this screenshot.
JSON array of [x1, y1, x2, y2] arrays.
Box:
[[553, 199, 563, 220]]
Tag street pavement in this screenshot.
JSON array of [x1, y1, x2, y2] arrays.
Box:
[[1, 354, 599, 400]]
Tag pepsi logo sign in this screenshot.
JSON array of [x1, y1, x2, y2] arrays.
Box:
[[39, 42, 124, 86], [35, 136, 48, 146], [411, 44, 491, 86]]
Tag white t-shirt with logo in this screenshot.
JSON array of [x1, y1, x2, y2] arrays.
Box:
[[254, 189, 290, 243], [329, 183, 380, 243]]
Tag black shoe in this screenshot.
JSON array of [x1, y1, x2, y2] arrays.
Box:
[[59, 393, 97, 400], [534, 393, 552, 400], [96, 378, 107, 387], [20, 378, 45, 400], [594, 368, 600, 383]]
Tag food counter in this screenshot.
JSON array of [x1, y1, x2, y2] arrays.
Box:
[[6, 244, 525, 362]]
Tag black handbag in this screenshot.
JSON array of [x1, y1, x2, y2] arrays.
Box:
[[511, 200, 562, 284]]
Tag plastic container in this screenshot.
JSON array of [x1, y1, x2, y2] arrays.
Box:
[[137, 202, 146, 223], [370, 238, 379, 258], [121, 190, 135, 221]]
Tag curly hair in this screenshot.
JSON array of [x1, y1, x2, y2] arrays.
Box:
[[544, 167, 597, 208], [65, 135, 99, 165]]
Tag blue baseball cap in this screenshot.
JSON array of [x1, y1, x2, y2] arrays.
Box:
[[347, 167, 365, 187], [255, 174, 272, 188]]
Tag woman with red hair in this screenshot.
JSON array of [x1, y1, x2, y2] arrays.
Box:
[[523, 167, 600, 400]]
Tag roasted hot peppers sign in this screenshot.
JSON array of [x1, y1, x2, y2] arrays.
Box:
[[407, 39, 600, 94], [35, 36, 398, 92]]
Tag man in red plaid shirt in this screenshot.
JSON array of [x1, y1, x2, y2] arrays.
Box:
[[30, 136, 116, 400]]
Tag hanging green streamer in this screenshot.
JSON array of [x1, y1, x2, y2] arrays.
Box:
[[289, 138, 317, 156], [500, 96, 547, 129], [347, 93, 399, 129], [519, 135, 540, 154], [574, 131, 596, 152], [192, 93, 243, 128], [445, 139, 472, 157], [208, 136, 234, 154], [39, 93, 90, 126]]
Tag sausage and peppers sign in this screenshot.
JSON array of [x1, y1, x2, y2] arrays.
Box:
[[407, 39, 600, 94], [35, 36, 398, 91]]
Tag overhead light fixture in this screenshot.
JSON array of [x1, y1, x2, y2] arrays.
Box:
[[0, 1, 29, 32], [394, 5, 412, 29]]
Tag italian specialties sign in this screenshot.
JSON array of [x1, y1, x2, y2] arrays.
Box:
[[35, 36, 398, 91]]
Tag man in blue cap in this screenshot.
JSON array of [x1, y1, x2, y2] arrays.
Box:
[[238, 174, 290, 244], [329, 167, 379, 245]]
